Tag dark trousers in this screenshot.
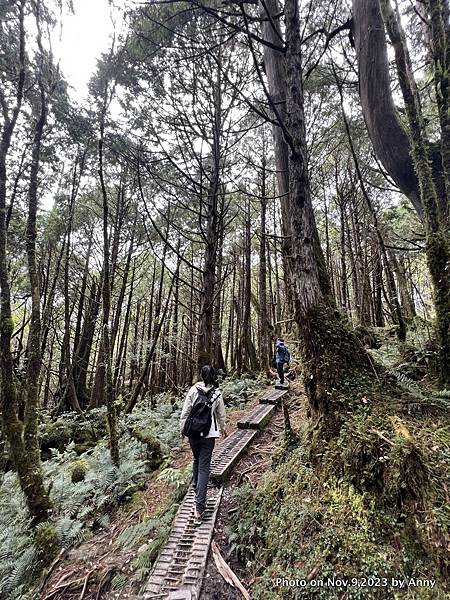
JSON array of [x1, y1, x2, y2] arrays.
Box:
[[189, 437, 215, 514], [276, 362, 285, 384]]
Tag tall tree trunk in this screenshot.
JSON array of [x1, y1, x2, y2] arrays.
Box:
[[73, 280, 101, 409], [259, 171, 271, 374], [260, 0, 295, 313], [238, 201, 259, 374], [197, 78, 221, 369], [337, 194, 349, 315], [97, 88, 119, 465], [0, 2, 51, 521], [129, 298, 142, 390], [272, 211, 282, 336], [60, 169, 83, 414], [114, 258, 136, 389], [170, 250, 181, 389], [277, 0, 371, 435], [147, 242, 167, 396], [373, 241, 385, 327], [213, 223, 226, 372], [391, 252, 416, 320], [73, 230, 94, 360]]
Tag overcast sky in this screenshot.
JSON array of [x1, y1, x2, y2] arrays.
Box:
[[53, 0, 129, 100]]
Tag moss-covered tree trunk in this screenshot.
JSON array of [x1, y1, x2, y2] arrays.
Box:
[[426, 0, 450, 382]]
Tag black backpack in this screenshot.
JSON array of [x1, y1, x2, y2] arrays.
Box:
[[182, 387, 217, 438]]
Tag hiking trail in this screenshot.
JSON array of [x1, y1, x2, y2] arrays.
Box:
[[141, 386, 289, 600]]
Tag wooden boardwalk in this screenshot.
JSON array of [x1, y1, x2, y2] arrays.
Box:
[[210, 429, 258, 483], [142, 486, 223, 600]]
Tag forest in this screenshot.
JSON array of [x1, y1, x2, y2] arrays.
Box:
[[0, 0, 449, 598]]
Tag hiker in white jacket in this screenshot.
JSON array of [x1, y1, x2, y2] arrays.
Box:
[[180, 365, 227, 523]]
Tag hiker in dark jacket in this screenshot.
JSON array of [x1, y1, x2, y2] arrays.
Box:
[[180, 365, 227, 523], [274, 338, 290, 385]]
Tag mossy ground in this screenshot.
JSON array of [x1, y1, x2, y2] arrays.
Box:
[[231, 373, 450, 599]]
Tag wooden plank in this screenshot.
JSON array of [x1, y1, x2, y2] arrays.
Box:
[[142, 487, 223, 599], [259, 388, 288, 405], [209, 429, 257, 483], [237, 403, 275, 430]]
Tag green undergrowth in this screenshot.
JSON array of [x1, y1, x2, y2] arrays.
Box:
[[231, 375, 450, 599], [110, 463, 193, 591], [0, 376, 260, 599], [368, 320, 437, 377]]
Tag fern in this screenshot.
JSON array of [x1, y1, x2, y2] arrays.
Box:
[[111, 572, 128, 590], [1, 547, 35, 594], [133, 538, 165, 580], [93, 513, 110, 529], [386, 368, 427, 397], [157, 467, 184, 490], [116, 519, 156, 549], [387, 368, 450, 411], [55, 517, 85, 548], [434, 388, 450, 398], [1, 376, 259, 598]]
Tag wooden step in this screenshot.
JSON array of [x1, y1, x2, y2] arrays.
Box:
[[237, 403, 275, 430], [143, 486, 223, 600], [209, 429, 257, 482], [259, 388, 288, 405]]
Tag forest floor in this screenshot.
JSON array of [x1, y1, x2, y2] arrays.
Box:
[[36, 379, 286, 600]]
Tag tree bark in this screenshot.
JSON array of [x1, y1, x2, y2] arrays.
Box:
[[352, 0, 422, 216]]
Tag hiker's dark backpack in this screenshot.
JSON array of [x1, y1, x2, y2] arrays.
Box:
[[182, 387, 217, 438], [275, 345, 290, 364]]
